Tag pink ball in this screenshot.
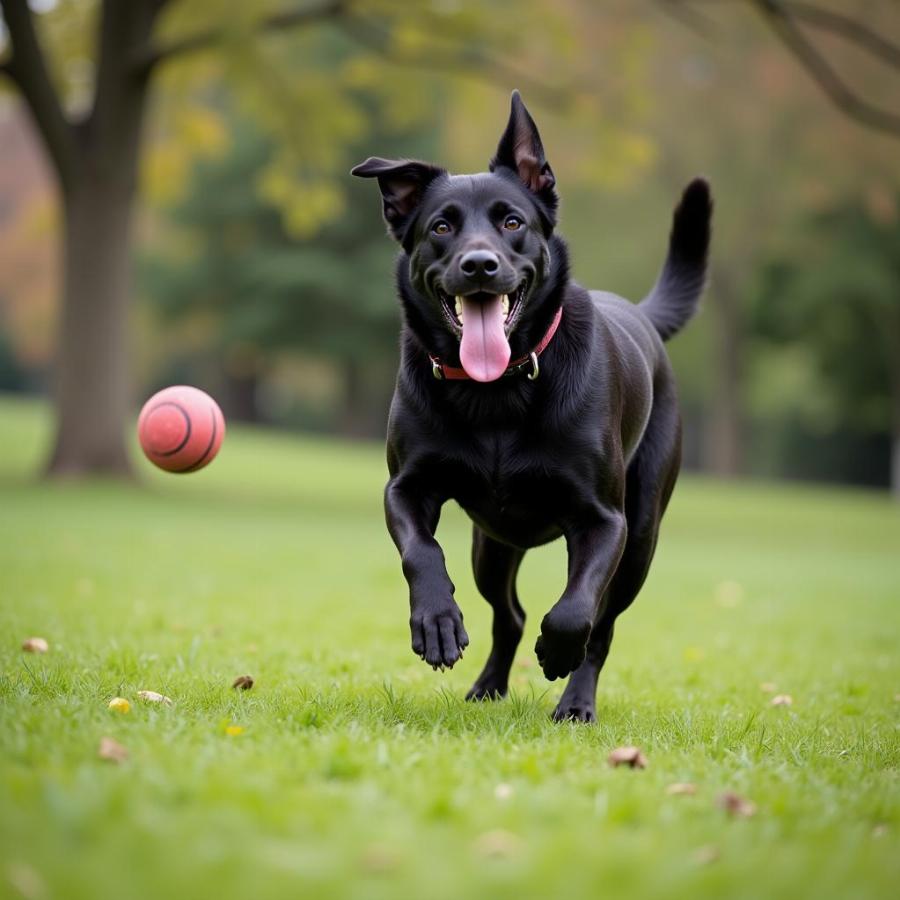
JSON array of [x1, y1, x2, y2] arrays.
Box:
[[138, 386, 225, 473]]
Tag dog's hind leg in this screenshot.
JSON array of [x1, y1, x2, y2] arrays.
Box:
[[553, 387, 682, 723], [466, 527, 526, 700]]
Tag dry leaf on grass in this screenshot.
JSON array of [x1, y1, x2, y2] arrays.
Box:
[[714, 580, 744, 608], [98, 737, 128, 763], [770, 694, 793, 707], [759, 682, 778, 693], [359, 843, 400, 874], [6, 862, 46, 900], [718, 791, 757, 818], [692, 845, 720, 865], [665, 782, 697, 796], [474, 829, 521, 858], [232, 675, 254, 691], [607, 746, 648, 769], [136, 690, 173, 706], [21, 637, 49, 654]]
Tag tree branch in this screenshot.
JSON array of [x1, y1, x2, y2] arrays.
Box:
[[655, 0, 719, 39], [784, 1, 900, 70], [658, 0, 900, 140], [0, 0, 77, 189], [750, 0, 900, 138], [133, 0, 347, 76], [337, 16, 575, 111]]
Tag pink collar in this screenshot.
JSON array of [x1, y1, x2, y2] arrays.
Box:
[[429, 306, 563, 381]]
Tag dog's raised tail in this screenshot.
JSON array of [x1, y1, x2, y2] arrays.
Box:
[[639, 177, 712, 342]]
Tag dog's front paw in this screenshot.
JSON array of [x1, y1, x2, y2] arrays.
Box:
[[535, 608, 591, 681], [552, 698, 596, 723], [410, 602, 469, 670]]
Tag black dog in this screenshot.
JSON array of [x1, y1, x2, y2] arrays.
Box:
[[352, 91, 711, 722]]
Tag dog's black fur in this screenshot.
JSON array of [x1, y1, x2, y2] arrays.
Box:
[[352, 91, 712, 722]]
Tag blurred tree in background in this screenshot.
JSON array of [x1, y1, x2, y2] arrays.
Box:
[[749, 192, 900, 496], [140, 110, 439, 436], [1, 0, 899, 493], [0, 0, 589, 476]]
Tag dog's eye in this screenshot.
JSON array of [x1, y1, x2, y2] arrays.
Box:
[[432, 220, 451, 236], [503, 215, 523, 231]]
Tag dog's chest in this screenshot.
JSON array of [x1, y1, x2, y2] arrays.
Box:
[[443, 431, 570, 547]]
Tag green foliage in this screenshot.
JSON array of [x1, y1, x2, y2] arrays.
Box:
[[142, 122, 392, 355], [1, 395, 899, 899], [139, 106, 443, 426], [749, 196, 900, 436]]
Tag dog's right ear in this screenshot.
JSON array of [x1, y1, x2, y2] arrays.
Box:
[[351, 157, 446, 242]]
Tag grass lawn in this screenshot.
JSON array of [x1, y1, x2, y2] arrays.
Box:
[[1, 393, 898, 900]]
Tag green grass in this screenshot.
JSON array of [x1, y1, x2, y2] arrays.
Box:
[[0, 394, 898, 900]]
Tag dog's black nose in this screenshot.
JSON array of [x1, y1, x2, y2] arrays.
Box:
[[459, 250, 500, 281]]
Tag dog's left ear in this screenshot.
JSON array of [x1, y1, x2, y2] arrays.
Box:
[[490, 90, 557, 220], [351, 156, 446, 243]]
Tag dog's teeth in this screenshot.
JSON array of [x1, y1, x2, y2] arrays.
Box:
[[501, 294, 510, 318], [454, 296, 463, 322]]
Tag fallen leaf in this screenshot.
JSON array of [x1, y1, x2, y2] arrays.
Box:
[[107, 697, 131, 714], [692, 845, 720, 865], [759, 682, 778, 693], [665, 782, 697, 796], [718, 791, 756, 818], [225, 725, 244, 737], [714, 580, 743, 608], [359, 843, 400, 874], [6, 862, 45, 900], [232, 675, 254, 691], [136, 690, 173, 706], [607, 746, 648, 769], [517, 658, 534, 669], [98, 736, 128, 763], [494, 782, 514, 801], [770, 694, 793, 707], [473, 829, 520, 858], [21, 637, 49, 654]]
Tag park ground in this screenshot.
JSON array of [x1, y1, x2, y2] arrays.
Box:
[[0, 394, 898, 900]]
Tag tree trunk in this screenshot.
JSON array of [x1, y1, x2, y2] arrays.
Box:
[[338, 355, 392, 439], [889, 323, 900, 501], [223, 370, 262, 423], [705, 266, 744, 477], [43, 1, 157, 477], [46, 177, 137, 475]]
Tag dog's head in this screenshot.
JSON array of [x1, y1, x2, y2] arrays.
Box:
[[352, 91, 564, 382]]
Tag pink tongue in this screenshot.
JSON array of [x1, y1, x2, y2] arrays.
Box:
[[459, 295, 511, 382]]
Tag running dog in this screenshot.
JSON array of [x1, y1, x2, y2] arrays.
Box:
[[352, 91, 712, 721]]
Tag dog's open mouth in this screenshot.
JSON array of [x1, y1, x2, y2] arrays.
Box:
[[437, 279, 529, 382], [438, 279, 528, 335]]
